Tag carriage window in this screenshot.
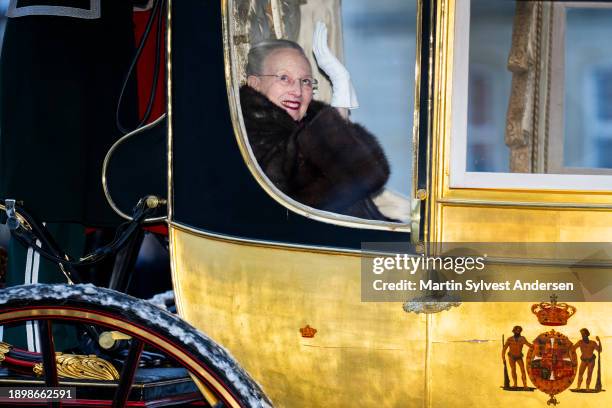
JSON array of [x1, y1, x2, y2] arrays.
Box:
[[451, 0, 612, 189], [342, 0, 416, 197], [467, 65, 509, 172], [230, 0, 416, 225], [587, 66, 612, 168], [564, 8, 612, 171]]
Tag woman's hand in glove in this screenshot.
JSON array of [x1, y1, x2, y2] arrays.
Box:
[[312, 21, 359, 110]]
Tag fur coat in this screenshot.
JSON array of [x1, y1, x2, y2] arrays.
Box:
[[240, 85, 392, 221]]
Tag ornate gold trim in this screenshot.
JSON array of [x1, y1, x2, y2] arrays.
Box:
[[426, 0, 454, 245], [421, 0, 438, 247], [410, 197, 422, 244], [170, 221, 363, 257], [166, 0, 174, 224], [55, 353, 120, 381], [171, 219, 446, 259], [32, 363, 43, 377], [412, 0, 424, 200], [1, 344, 119, 380], [505, 1, 540, 173], [0, 342, 10, 362], [543, 3, 554, 173], [437, 197, 612, 210], [425, 314, 432, 408]]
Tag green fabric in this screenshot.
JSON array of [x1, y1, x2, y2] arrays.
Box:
[[3, 223, 84, 351]]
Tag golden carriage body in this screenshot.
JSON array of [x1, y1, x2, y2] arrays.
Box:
[[0, 0, 611, 407], [165, 1, 612, 407]]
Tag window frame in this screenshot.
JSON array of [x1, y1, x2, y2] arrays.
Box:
[[221, 0, 423, 232], [449, 0, 612, 190]]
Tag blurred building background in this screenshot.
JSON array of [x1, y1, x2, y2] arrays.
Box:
[[342, 0, 416, 197], [467, 0, 612, 173]]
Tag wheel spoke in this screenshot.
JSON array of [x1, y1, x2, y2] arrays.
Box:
[[112, 338, 144, 407], [0, 284, 272, 407], [37, 320, 59, 408]]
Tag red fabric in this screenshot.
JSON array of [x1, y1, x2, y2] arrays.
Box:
[[85, 227, 98, 235], [3, 356, 37, 370], [133, 5, 167, 123], [133, 7, 167, 236], [143, 224, 168, 235], [86, 224, 168, 236]]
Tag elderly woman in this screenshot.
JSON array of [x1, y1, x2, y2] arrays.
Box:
[[240, 23, 393, 221]]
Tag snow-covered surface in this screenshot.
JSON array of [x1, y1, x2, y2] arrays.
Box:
[[147, 290, 175, 311], [0, 284, 273, 407]]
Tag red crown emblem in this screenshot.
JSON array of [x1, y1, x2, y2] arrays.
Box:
[[299, 325, 317, 338], [531, 295, 576, 326]]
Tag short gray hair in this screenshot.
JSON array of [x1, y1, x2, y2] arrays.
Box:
[[246, 39, 307, 76]]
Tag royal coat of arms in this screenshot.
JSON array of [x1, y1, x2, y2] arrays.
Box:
[[527, 330, 576, 399], [502, 295, 604, 406]]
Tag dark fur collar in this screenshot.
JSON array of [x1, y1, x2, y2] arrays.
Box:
[[239, 85, 392, 221], [240, 85, 328, 132]]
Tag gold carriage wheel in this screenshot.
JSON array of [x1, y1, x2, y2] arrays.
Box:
[[0, 284, 273, 408]]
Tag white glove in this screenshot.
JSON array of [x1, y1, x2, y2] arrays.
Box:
[[312, 21, 359, 109]]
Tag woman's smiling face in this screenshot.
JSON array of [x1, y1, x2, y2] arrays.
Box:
[[248, 48, 314, 121]]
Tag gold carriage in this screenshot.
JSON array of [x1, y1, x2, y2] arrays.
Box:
[[163, 1, 612, 406], [1, 0, 611, 407]]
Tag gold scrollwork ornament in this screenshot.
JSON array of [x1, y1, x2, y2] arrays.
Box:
[[0, 342, 11, 362], [34, 353, 120, 381]]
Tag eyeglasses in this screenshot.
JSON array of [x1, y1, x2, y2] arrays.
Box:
[[255, 74, 318, 91]]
